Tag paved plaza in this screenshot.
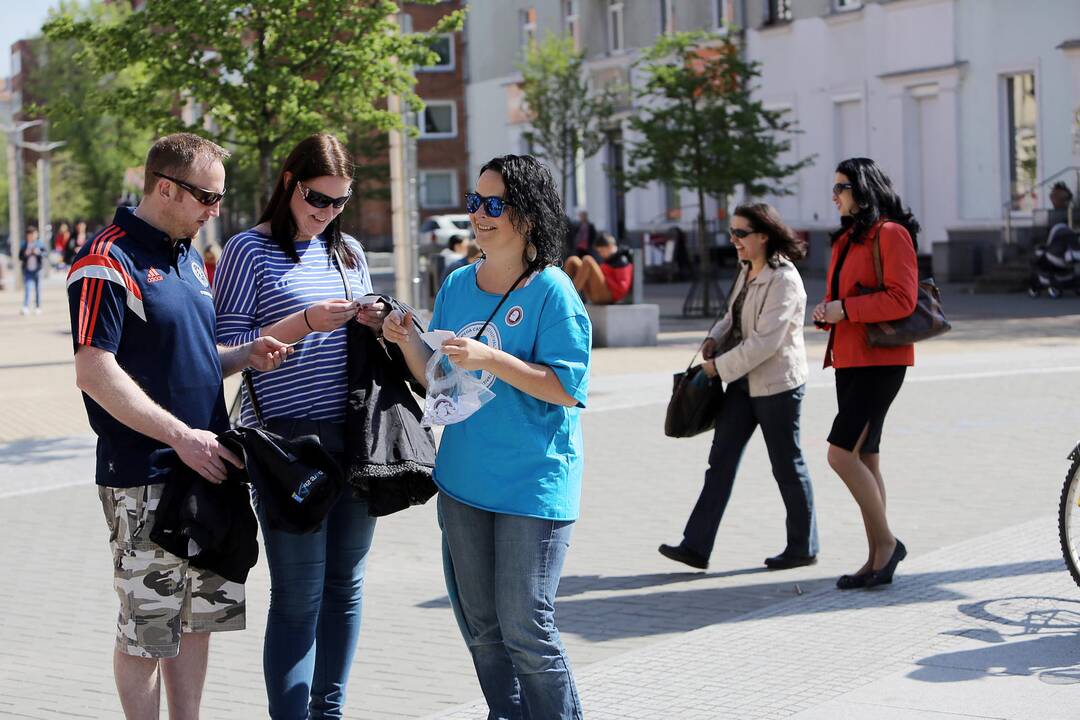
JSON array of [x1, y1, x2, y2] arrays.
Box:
[[2, 270, 1080, 718]]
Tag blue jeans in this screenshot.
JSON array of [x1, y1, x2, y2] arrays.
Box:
[[23, 271, 40, 308], [257, 490, 377, 720], [683, 380, 819, 559], [438, 493, 583, 720]]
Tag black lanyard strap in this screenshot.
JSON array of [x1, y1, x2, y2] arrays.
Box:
[[473, 265, 533, 340]]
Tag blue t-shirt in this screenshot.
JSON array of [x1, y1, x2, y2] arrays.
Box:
[[67, 207, 228, 488], [430, 262, 591, 520]]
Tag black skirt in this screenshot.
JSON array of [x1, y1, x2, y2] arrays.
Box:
[[827, 366, 907, 454]]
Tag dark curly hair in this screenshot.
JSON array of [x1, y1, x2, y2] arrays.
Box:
[[258, 133, 358, 268], [478, 155, 566, 269], [733, 203, 805, 265], [831, 157, 920, 251]]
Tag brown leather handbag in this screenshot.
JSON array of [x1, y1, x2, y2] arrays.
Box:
[[860, 229, 951, 347]]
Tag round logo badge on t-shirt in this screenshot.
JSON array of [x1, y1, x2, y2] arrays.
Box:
[[505, 305, 524, 327], [191, 260, 210, 287], [456, 320, 501, 388]]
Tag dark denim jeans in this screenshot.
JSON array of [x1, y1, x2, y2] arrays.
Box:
[[683, 380, 819, 560], [258, 490, 377, 720], [438, 493, 583, 720]]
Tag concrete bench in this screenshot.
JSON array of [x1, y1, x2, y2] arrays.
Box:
[[587, 303, 660, 347]]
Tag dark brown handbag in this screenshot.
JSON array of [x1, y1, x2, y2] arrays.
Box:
[[860, 228, 952, 347], [664, 350, 725, 438]]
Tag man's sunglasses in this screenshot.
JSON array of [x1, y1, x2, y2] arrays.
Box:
[[729, 228, 756, 239], [832, 182, 854, 195], [297, 181, 352, 209], [153, 172, 226, 206], [465, 192, 512, 218]]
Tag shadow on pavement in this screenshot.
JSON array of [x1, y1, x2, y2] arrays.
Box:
[[0, 435, 95, 465], [912, 632, 1080, 685], [532, 559, 1063, 642]]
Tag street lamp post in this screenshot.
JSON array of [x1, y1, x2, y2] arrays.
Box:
[[1, 120, 44, 268], [20, 139, 67, 253]]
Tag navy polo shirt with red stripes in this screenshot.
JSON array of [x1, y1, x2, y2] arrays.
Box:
[[67, 207, 228, 488]]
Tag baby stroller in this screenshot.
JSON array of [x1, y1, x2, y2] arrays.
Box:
[[1029, 223, 1080, 298]]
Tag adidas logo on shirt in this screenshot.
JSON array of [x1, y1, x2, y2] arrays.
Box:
[[146, 267, 164, 283]]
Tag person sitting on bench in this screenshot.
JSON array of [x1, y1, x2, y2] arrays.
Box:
[[564, 232, 633, 304]]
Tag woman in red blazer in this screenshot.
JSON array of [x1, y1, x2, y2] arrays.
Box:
[[812, 158, 919, 590]]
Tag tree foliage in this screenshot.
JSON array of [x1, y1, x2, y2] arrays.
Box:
[[25, 1, 150, 225], [620, 30, 812, 204], [43, 0, 464, 203], [517, 34, 615, 208]]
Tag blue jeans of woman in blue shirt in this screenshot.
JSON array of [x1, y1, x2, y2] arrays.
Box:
[[439, 493, 583, 720], [258, 489, 376, 720]]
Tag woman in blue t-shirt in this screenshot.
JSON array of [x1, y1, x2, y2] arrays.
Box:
[[384, 155, 591, 719]]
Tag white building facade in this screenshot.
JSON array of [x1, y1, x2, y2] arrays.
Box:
[[464, 0, 1080, 279]]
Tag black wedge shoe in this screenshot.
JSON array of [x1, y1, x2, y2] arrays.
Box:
[[864, 539, 907, 588]]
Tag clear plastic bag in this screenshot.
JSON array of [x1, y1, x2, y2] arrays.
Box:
[[421, 349, 496, 426]]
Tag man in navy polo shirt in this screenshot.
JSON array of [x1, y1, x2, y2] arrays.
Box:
[[68, 133, 291, 719]]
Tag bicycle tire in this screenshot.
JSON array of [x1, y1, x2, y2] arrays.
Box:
[[1058, 445, 1080, 589]]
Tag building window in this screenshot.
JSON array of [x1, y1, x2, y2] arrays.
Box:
[[764, 0, 792, 25], [834, 0, 862, 10], [664, 184, 681, 220], [659, 0, 675, 34], [608, 1, 624, 53], [420, 170, 458, 208], [520, 7, 537, 54], [422, 34, 454, 72], [564, 0, 579, 48], [1005, 72, 1038, 212], [419, 101, 457, 139], [714, 0, 735, 29]]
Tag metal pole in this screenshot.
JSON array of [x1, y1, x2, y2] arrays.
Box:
[[388, 94, 412, 305], [5, 139, 20, 264], [37, 156, 48, 250], [405, 120, 421, 309]]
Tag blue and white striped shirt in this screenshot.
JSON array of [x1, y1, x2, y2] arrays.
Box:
[[214, 229, 372, 426]]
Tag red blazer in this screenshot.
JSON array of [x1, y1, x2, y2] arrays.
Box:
[[824, 220, 918, 369]]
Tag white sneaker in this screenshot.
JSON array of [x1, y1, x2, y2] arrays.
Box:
[[19, 306, 29, 315], [34, 308, 42, 315]]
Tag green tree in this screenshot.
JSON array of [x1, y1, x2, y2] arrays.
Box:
[[619, 31, 813, 315], [28, 1, 150, 226], [517, 34, 615, 210], [43, 1, 464, 205]]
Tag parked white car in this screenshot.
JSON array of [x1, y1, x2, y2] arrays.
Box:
[[419, 214, 473, 256]]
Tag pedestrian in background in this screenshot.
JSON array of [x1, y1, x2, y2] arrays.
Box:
[[214, 132, 387, 719], [20, 226, 47, 315], [660, 203, 818, 571], [812, 157, 919, 590], [384, 154, 591, 720]]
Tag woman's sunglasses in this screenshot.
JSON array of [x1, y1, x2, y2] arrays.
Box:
[[729, 228, 756, 239], [297, 181, 352, 209], [832, 182, 854, 195], [153, 172, 226, 206], [465, 192, 512, 218]]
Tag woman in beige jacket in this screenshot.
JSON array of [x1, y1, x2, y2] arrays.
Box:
[[660, 203, 819, 571]]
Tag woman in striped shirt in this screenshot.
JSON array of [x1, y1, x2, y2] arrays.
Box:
[[214, 133, 385, 719]]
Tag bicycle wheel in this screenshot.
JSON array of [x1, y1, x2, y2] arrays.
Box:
[[1058, 445, 1080, 589]]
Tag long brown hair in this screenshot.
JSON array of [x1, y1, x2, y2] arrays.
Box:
[[258, 133, 357, 268], [733, 203, 806, 264]]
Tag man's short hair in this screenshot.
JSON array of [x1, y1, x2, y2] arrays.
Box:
[[448, 234, 466, 250], [594, 232, 616, 248], [1052, 181, 1074, 200], [144, 133, 230, 195]]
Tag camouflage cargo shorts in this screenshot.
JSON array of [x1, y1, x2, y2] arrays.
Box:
[[99, 484, 246, 659]]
